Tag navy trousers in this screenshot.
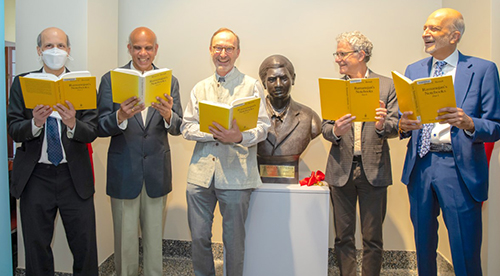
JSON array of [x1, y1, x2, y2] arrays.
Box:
[[408, 152, 482, 276]]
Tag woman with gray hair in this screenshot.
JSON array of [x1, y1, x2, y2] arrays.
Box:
[[321, 30, 399, 276]]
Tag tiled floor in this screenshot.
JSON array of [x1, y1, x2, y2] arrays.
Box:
[[15, 259, 455, 276], [15, 240, 455, 276]]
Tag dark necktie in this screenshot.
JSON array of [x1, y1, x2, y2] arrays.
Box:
[[46, 117, 63, 166], [218, 76, 225, 83], [271, 114, 283, 129], [418, 60, 447, 158]]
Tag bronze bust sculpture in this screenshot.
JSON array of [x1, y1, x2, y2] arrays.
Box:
[[257, 55, 321, 183]]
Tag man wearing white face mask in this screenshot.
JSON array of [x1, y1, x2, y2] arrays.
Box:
[[7, 27, 98, 275]]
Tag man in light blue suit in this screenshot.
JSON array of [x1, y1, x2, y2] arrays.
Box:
[[399, 8, 500, 276]]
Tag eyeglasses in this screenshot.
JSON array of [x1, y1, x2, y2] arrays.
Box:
[[212, 46, 236, 54], [333, 50, 358, 59]]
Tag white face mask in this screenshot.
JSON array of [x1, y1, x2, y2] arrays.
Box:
[[41, 48, 68, 70]]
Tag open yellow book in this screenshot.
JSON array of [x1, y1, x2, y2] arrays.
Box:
[[318, 78, 379, 122], [199, 96, 261, 133], [391, 71, 456, 124], [110, 68, 172, 107], [19, 71, 96, 110]]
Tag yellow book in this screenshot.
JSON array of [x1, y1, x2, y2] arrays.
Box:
[[391, 71, 456, 124], [19, 71, 96, 110], [318, 78, 380, 122], [110, 68, 172, 107], [199, 96, 261, 133]]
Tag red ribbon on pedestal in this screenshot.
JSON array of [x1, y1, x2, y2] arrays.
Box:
[[299, 170, 325, 186]]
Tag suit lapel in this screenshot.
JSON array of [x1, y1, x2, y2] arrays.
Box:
[[420, 58, 433, 79], [454, 52, 473, 108], [274, 101, 300, 149], [134, 113, 145, 130], [144, 107, 158, 130]]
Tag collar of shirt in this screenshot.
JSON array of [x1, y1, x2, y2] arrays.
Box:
[[266, 96, 289, 122], [344, 68, 370, 79], [130, 61, 155, 74], [431, 49, 458, 80], [215, 66, 236, 83], [42, 67, 67, 77]]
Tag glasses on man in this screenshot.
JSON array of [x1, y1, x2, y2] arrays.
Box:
[[333, 50, 358, 59], [212, 46, 236, 54]]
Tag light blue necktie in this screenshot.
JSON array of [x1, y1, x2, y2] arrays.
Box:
[[46, 117, 63, 166], [418, 60, 447, 158]]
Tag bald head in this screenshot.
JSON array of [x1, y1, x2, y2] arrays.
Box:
[[37, 27, 70, 48], [428, 8, 465, 38], [128, 27, 157, 45], [422, 8, 464, 60], [127, 27, 158, 72]]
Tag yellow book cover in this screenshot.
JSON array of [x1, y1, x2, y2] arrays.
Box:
[[318, 78, 379, 122], [318, 78, 349, 121], [111, 68, 172, 107], [348, 78, 379, 122], [392, 71, 456, 124], [19, 71, 96, 110], [199, 96, 261, 133]]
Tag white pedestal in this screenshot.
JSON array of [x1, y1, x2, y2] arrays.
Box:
[[242, 183, 330, 276]]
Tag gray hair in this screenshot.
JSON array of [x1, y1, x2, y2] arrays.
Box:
[[336, 31, 373, 62], [450, 16, 465, 42], [37, 30, 70, 48]]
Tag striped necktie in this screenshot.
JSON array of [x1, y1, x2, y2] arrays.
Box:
[[46, 117, 63, 166], [418, 60, 447, 158]]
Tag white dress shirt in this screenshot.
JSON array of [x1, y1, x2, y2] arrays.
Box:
[[429, 49, 459, 144]]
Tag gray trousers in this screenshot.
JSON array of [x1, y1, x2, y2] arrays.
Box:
[[186, 182, 253, 276], [330, 160, 387, 276]]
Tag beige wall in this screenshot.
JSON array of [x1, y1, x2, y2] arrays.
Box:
[[4, 0, 14, 42], [114, 0, 439, 252], [86, 0, 119, 269], [11, 0, 500, 274]]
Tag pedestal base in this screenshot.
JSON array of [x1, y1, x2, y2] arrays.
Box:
[[242, 183, 330, 276]]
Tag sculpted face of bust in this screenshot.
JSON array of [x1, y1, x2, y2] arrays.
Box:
[[259, 55, 296, 110], [264, 67, 294, 103]]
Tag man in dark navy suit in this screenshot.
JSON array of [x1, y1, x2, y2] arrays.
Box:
[[399, 8, 500, 276]]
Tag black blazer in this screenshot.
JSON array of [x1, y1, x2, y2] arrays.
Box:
[[7, 68, 98, 199]]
